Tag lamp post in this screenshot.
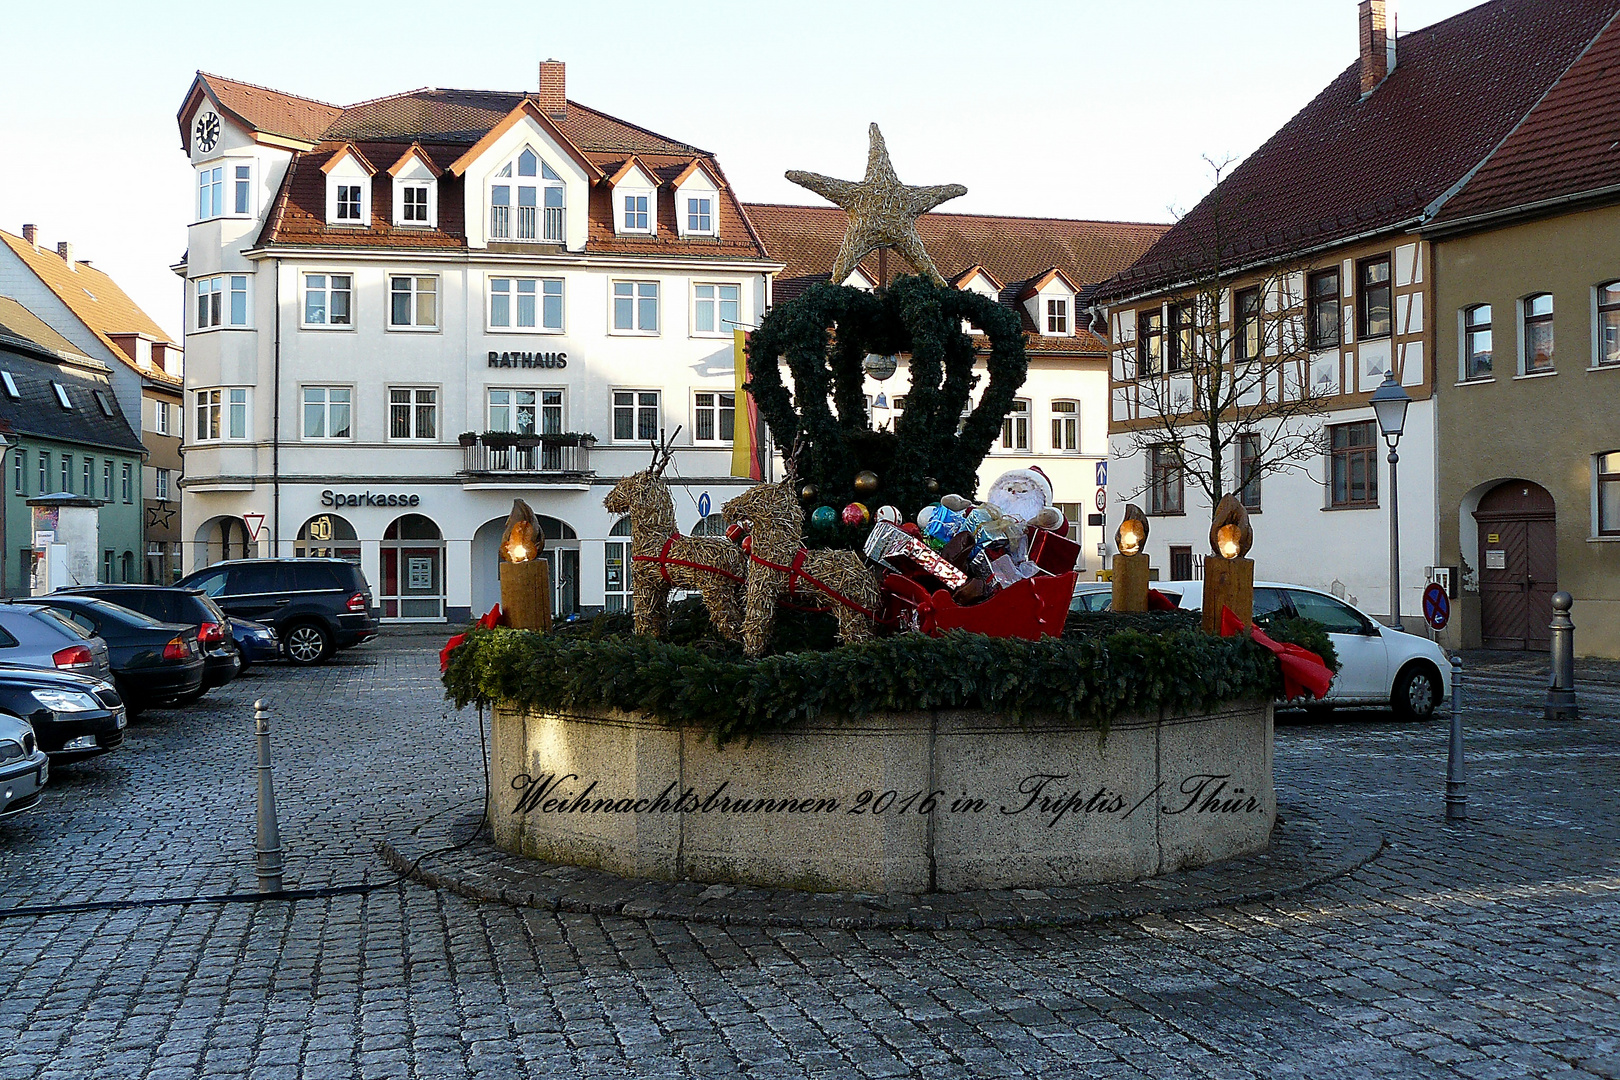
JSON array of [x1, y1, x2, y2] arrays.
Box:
[[1370, 371, 1412, 630]]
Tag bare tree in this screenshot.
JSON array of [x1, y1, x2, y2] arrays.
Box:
[[1107, 157, 1331, 523]]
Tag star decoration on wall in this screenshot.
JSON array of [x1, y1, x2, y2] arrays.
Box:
[[786, 124, 966, 288], [146, 506, 175, 530]]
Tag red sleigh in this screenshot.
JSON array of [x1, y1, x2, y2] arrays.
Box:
[[881, 570, 1075, 641]]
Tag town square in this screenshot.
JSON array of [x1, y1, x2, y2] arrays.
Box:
[[0, 0, 1617, 1076]]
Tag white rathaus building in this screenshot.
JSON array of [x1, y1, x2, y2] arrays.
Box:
[[175, 65, 1162, 623]]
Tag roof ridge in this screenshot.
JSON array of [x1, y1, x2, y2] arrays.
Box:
[[341, 85, 469, 110], [743, 202, 1171, 229], [197, 70, 340, 109], [560, 99, 708, 156]]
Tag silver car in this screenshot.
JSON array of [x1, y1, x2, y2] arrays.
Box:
[[0, 604, 114, 682], [0, 712, 48, 817]]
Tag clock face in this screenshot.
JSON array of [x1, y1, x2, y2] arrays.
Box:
[[195, 111, 221, 154]]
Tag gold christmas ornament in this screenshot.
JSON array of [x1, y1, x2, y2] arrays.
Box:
[[853, 470, 880, 496], [924, 477, 940, 495], [786, 124, 967, 288], [799, 483, 819, 504], [1210, 496, 1254, 560], [1115, 504, 1149, 557]]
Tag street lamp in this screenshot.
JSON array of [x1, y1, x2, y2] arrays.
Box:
[[1370, 371, 1412, 630]]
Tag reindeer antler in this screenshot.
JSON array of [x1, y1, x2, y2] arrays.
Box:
[[648, 426, 683, 477], [783, 433, 806, 485]]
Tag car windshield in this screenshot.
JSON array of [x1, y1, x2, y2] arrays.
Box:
[[1286, 590, 1369, 634]]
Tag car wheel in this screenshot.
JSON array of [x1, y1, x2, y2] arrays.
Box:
[[1392, 663, 1441, 721], [284, 622, 330, 666]]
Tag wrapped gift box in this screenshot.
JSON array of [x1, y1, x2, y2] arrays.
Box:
[[1026, 526, 1081, 576], [864, 521, 969, 591]]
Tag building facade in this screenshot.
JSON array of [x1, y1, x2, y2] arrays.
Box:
[[0, 301, 146, 592], [176, 67, 778, 622], [1092, 0, 1620, 628], [0, 226, 185, 581], [1423, 11, 1620, 656]]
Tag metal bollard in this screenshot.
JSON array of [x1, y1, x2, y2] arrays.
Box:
[[1446, 657, 1467, 822], [254, 699, 285, 892], [1545, 592, 1579, 721]]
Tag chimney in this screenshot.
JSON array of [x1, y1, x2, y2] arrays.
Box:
[[537, 59, 567, 120], [21, 224, 37, 249], [1359, 0, 1389, 96], [57, 241, 74, 269]]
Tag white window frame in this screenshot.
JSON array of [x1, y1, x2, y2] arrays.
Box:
[[52, 382, 72, 410], [692, 282, 741, 337], [612, 389, 661, 444], [488, 148, 565, 243], [121, 463, 133, 504], [611, 280, 660, 335], [393, 178, 436, 228], [326, 167, 371, 226], [1592, 281, 1620, 370], [231, 162, 254, 217], [102, 459, 112, 501], [1051, 400, 1079, 453], [301, 273, 354, 329], [692, 390, 736, 445], [1518, 292, 1555, 376], [300, 385, 353, 442], [619, 191, 654, 235], [196, 163, 225, 221], [999, 398, 1031, 452], [0, 371, 17, 399], [155, 467, 171, 502], [387, 386, 439, 442], [685, 195, 715, 236], [155, 399, 171, 436], [193, 387, 249, 443], [1045, 296, 1070, 336], [488, 388, 565, 435], [487, 276, 564, 333], [194, 274, 251, 331], [388, 274, 439, 331]]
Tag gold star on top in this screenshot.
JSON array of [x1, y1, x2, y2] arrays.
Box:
[[786, 124, 966, 288]]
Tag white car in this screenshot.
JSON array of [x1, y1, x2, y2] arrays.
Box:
[[0, 712, 48, 818], [1071, 578, 1451, 720]]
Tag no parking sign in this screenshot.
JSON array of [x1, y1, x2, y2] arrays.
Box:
[[1422, 582, 1450, 630]]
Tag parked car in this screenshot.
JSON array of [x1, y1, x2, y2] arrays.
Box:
[[0, 663, 125, 761], [58, 585, 242, 697], [0, 712, 48, 818], [9, 597, 204, 714], [0, 604, 113, 682], [226, 617, 281, 669], [1154, 580, 1451, 720], [176, 559, 378, 666], [1070, 581, 1114, 613]]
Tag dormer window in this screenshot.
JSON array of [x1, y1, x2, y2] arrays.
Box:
[[400, 186, 429, 222], [490, 148, 564, 242], [322, 145, 376, 226], [610, 157, 659, 237], [388, 144, 441, 229], [1047, 298, 1068, 334]]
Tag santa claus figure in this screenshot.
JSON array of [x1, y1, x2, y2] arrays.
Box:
[[981, 466, 1066, 533]]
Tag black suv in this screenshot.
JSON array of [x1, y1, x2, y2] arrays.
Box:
[[176, 559, 378, 666], [59, 585, 242, 697]]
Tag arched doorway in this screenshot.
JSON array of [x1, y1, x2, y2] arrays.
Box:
[[1473, 481, 1556, 650], [295, 513, 361, 562], [194, 515, 255, 568], [380, 514, 444, 621]]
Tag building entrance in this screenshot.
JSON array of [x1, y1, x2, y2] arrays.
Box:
[[1474, 481, 1556, 650]]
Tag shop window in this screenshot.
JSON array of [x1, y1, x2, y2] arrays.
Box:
[[295, 513, 360, 562]]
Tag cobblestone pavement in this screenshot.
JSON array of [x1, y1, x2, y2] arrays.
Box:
[[0, 632, 1614, 1079]]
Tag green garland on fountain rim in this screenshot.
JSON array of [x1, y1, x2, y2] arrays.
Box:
[[744, 275, 1029, 526]]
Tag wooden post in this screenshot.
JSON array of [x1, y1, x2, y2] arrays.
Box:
[[500, 559, 553, 632], [1201, 556, 1254, 634], [1111, 552, 1152, 612]]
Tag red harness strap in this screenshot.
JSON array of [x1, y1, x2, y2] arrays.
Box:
[[632, 531, 747, 585], [748, 547, 877, 620]]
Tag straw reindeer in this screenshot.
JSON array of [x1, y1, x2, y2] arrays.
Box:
[[602, 429, 747, 642], [721, 456, 882, 659]]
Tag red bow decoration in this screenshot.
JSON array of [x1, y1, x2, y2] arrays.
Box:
[[1219, 606, 1332, 700], [440, 603, 503, 674]]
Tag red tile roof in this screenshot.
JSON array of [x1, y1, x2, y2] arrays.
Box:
[[197, 77, 771, 260], [1432, 11, 1620, 223], [182, 73, 342, 148], [746, 203, 1164, 355], [1095, 0, 1620, 301]]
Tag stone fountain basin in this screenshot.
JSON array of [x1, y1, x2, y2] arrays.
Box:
[[489, 702, 1273, 894]]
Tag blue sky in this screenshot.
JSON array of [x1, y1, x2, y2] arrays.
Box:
[[1, 0, 1478, 339]]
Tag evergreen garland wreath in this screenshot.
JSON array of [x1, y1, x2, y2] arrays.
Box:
[[745, 275, 1029, 521]]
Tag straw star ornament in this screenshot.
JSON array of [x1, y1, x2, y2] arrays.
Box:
[[786, 124, 967, 287]]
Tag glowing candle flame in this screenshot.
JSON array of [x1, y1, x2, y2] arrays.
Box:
[[1208, 495, 1253, 560], [500, 498, 543, 564], [1115, 504, 1149, 556]]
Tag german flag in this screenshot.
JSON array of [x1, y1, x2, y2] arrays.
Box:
[[730, 328, 766, 480]]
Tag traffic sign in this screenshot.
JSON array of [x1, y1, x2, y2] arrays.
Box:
[[697, 493, 712, 518], [1422, 582, 1450, 630], [1095, 461, 1108, 488], [1094, 488, 1106, 512], [242, 513, 266, 542]]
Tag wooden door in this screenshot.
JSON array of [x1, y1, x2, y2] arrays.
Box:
[[1475, 482, 1557, 651]]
